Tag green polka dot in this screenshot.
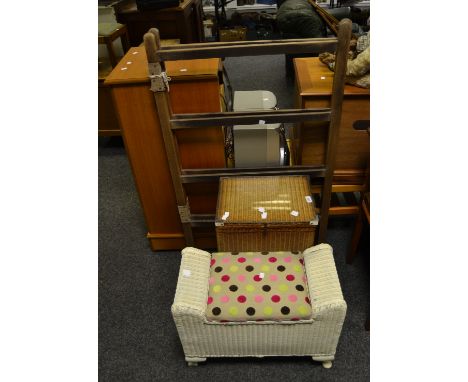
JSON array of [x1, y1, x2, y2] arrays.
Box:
[[213, 285, 221, 293], [263, 306, 273, 316], [298, 305, 309, 315], [228, 306, 238, 316], [278, 284, 289, 292], [245, 284, 255, 292], [229, 265, 239, 272], [294, 265, 302, 272], [260, 265, 270, 272]]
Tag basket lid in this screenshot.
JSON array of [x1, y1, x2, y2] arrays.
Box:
[[215, 176, 317, 225]]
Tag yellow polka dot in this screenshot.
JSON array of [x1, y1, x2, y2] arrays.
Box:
[[229, 306, 238, 316], [294, 265, 302, 272], [279, 284, 288, 292], [263, 306, 273, 316], [260, 265, 270, 272], [245, 284, 255, 292], [298, 305, 309, 315], [229, 265, 239, 272], [213, 285, 221, 293]]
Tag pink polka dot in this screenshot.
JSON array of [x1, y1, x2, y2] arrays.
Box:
[[209, 277, 215, 285], [207, 296, 213, 304], [220, 295, 230, 303], [302, 276, 307, 283], [284, 256, 292, 263], [237, 295, 247, 303], [253, 274, 262, 282], [238, 257, 246, 263], [221, 275, 230, 282], [253, 258, 261, 263], [268, 257, 277, 263], [271, 295, 281, 303], [254, 295, 264, 303], [288, 294, 298, 302], [237, 275, 246, 282], [269, 274, 278, 282], [222, 257, 231, 264], [210, 259, 216, 267], [286, 274, 295, 281]]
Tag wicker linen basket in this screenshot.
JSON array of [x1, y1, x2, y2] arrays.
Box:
[[215, 176, 318, 252]]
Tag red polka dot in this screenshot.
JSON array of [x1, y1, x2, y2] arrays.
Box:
[[271, 295, 281, 303], [221, 275, 230, 282], [305, 297, 311, 305], [286, 274, 295, 281], [210, 259, 216, 267], [268, 257, 277, 263], [238, 257, 246, 263], [299, 259, 304, 265], [253, 274, 262, 282], [237, 295, 247, 303], [291, 317, 300, 321], [207, 297, 213, 304]]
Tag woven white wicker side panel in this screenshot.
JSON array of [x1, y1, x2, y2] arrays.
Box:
[[176, 319, 342, 358], [173, 247, 211, 313], [303, 244, 345, 317]]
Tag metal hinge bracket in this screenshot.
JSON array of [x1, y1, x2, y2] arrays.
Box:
[[178, 202, 191, 223], [148, 62, 171, 92]]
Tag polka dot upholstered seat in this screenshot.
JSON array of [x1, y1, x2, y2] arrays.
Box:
[[206, 251, 312, 322]]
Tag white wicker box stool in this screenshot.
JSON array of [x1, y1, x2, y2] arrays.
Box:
[[172, 244, 346, 369]]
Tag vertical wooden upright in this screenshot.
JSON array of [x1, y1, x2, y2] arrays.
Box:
[[317, 20, 352, 243], [144, 29, 195, 246]]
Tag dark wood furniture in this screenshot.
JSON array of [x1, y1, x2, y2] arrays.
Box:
[[104, 47, 224, 250], [115, 0, 205, 46], [294, 57, 370, 215]]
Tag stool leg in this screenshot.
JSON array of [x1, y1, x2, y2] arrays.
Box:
[[347, 209, 363, 264], [121, 29, 130, 53], [186, 356, 206, 366], [106, 41, 118, 68]]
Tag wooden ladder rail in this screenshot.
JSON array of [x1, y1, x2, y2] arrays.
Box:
[[143, 19, 352, 247]]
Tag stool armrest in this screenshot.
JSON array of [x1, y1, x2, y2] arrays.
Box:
[[172, 247, 211, 318], [303, 244, 347, 320]]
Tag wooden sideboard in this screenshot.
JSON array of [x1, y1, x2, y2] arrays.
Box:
[[115, 0, 205, 46], [105, 47, 223, 250], [294, 57, 370, 186]]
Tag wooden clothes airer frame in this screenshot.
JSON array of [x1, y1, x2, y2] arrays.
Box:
[[143, 19, 352, 247]]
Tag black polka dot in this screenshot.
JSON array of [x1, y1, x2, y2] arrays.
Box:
[[246, 265, 254, 272], [212, 307, 221, 316], [281, 306, 290, 315], [214, 266, 223, 273], [261, 251, 269, 255], [262, 285, 271, 292], [246, 307, 256, 316], [231, 252, 239, 255], [229, 285, 238, 292], [292, 251, 299, 255], [296, 285, 304, 291], [277, 265, 285, 272]]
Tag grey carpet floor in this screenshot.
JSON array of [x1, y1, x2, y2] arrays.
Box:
[[99, 54, 370, 382]]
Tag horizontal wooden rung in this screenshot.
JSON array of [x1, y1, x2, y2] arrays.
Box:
[[159, 37, 337, 50], [156, 38, 338, 61], [171, 109, 331, 129], [180, 166, 326, 183]]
